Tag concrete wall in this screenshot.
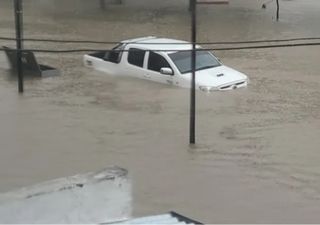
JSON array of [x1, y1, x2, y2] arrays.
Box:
[[0, 166, 131, 223]]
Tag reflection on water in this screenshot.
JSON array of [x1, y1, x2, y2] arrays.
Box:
[[1, 0, 320, 223]]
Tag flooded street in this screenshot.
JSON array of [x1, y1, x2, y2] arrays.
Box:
[[1, 0, 320, 223]]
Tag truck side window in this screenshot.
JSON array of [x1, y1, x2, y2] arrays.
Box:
[[103, 44, 124, 64], [128, 48, 146, 67], [148, 51, 172, 73]]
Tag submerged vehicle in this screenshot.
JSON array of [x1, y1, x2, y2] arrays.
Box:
[[83, 36, 249, 91]]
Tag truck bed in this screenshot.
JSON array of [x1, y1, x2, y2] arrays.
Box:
[[89, 50, 121, 64], [89, 51, 105, 59]]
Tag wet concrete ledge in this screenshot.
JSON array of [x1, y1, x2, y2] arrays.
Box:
[[0, 166, 131, 224]]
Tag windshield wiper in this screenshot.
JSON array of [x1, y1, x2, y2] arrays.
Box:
[[181, 64, 220, 74], [182, 69, 192, 74], [197, 65, 220, 71]]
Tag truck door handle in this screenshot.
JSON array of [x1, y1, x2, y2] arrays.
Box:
[[144, 74, 151, 78]]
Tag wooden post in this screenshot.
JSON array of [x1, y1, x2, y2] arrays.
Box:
[[14, 0, 23, 93], [276, 0, 280, 21], [190, 0, 197, 144], [99, 0, 106, 9]]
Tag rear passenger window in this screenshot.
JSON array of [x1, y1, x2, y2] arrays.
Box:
[[128, 48, 146, 67], [103, 43, 124, 64], [148, 51, 172, 73]]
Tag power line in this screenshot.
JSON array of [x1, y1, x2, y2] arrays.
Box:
[[1, 36, 320, 45], [1, 42, 320, 53], [210, 42, 320, 51]]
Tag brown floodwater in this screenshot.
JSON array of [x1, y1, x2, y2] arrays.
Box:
[[1, 0, 320, 223]]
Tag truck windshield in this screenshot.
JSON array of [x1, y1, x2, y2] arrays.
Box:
[[168, 51, 221, 74]]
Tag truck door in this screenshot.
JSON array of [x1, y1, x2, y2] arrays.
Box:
[[125, 48, 147, 79], [144, 51, 174, 85]]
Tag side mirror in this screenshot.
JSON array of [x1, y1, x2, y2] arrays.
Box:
[[160, 67, 173, 75]]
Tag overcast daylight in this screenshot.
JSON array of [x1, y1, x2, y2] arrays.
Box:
[[1, 0, 320, 223]]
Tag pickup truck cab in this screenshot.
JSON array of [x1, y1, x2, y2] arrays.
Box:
[[83, 36, 249, 91]]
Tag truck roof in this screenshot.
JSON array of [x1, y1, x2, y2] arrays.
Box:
[[121, 36, 198, 52]]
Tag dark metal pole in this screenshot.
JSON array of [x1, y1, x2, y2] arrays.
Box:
[[276, 0, 279, 21], [99, 0, 106, 10], [189, 0, 196, 144], [14, 0, 23, 93]]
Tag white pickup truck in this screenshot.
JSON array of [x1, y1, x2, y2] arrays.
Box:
[[83, 36, 249, 91]]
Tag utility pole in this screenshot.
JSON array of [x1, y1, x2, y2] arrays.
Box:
[[14, 0, 24, 93], [276, 0, 280, 21], [189, 0, 197, 144], [99, 0, 106, 10]]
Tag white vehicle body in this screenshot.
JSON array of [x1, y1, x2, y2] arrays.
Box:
[[83, 36, 249, 91]]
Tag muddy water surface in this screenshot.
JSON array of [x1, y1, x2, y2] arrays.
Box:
[[1, 0, 320, 223]]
